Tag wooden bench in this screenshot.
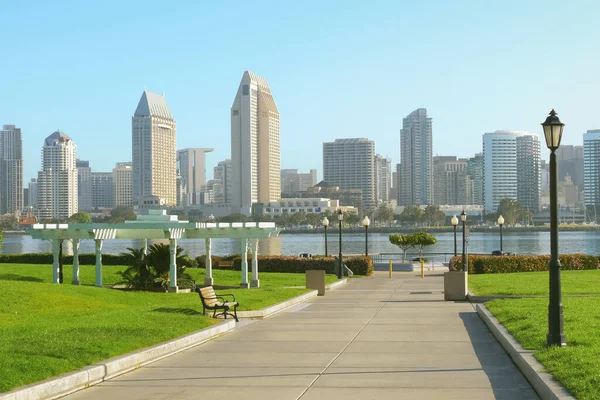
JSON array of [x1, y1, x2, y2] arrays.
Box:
[[196, 286, 239, 322], [218, 260, 234, 269]]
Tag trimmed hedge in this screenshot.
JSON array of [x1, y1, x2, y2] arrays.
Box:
[[0, 253, 131, 266], [450, 254, 599, 274]]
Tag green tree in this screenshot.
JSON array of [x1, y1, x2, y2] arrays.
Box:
[[68, 212, 92, 224], [305, 213, 323, 228], [345, 212, 361, 226], [497, 198, 522, 226], [0, 215, 18, 231], [376, 204, 395, 227], [389, 234, 415, 261], [110, 206, 136, 223], [423, 205, 445, 226], [411, 231, 437, 258], [399, 206, 423, 226]]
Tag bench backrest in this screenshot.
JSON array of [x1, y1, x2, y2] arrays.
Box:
[[198, 286, 218, 307]]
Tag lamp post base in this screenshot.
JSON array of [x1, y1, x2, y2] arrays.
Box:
[[547, 304, 567, 347]]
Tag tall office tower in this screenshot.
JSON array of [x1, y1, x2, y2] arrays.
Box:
[[583, 130, 600, 210], [483, 130, 540, 213], [400, 108, 433, 206], [467, 153, 484, 206], [516, 135, 541, 213], [540, 160, 550, 192], [391, 170, 398, 201], [113, 162, 133, 208], [28, 179, 38, 211], [231, 71, 280, 215], [433, 156, 468, 205], [177, 148, 213, 206], [374, 155, 392, 203], [37, 130, 78, 221], [281, 169, 318, 194], [76, 159, 92, 212], [556, 145, 584, 186], [323, 138, 376, 212], [0, 125, 24, 214], [90, 172, 114, 209], [395, 164, 401, 203], [213, 159, 232, 204], [132, 90, 177, 207]]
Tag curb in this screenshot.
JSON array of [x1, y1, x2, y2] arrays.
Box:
[[0, 320, 236, 400], [468, 290, 525, 303], [476, 304, 574, 400], [326, 278, 348, 291], [237, 290, 318, 319]]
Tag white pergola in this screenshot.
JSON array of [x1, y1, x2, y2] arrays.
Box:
[[27, 211, 280, 292]]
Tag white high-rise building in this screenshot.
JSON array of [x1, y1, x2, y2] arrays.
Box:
[[0, 125, 24, 214], [400, 108, 433, 206], [374, 155, 392, 203], [213, 159, 232, 204], [113, 162, 133, 208], [132, 90, 177, 207], [177, 148, 213, 206], [433, 156, 469, 206], [37, 130, 78, 221], [483, 130, 540, 213], [28, 178, 38, 211], [76, 159, 92, 212], [583, 130, 600, 209], [323, 138, 376, 212], [231, 71, 280, 215]]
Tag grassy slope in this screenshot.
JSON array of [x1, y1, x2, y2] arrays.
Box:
[[469, 270, 600, 296], [486, 298, 600, 400]]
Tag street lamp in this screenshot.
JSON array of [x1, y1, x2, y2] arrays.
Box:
[[322, 217, 329, 257], [542, 109, 566, 347], [451, 215, 459, 257], [460, 210, 467, 271], [337, 210, 343, 279], [362, 215, 370, 257], [497, 215, 505, 252]]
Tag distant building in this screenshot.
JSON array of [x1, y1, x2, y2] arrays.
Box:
[[467, 153, 483, 206], [281, 169, 317, 194], [177, 148, 213, 206], [433, 156, 468, 205], [28, 178, 38, 211], [374, 155, 392, 203], [132, 90, 177, 207], [91, 172, 114, 209], [0, 125, 24, 214], [231, 71, 280, 215], [395, 164, 401, 203], [37, 130, 78, 221], [391, 170, 398, 201], [113, 162, 133, 208], [516, 134, 541, 213], [76, 159, 92, 212], [400, 108, 433, 206], [264, 197, 356, 217], [214, 159, 232, 204], [556, 145, 584, 186], [323, 138, 375, 211], [583, 130, 600, 210]]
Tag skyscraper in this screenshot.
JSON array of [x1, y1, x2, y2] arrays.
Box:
[[132, 90, 177, 207], [113, 162, 133, 208], [433, 156, 468, 205], [91, 172, 114, 209], [37, 130, 78, 221], [177, 148, 213, 206], [231, 71, 280, 215], [0, 125, 23, 214], [323, 138, 375, 212], [400, 108, 433, 206], [467, 153, 484, 206], [281, 169, 318, 194], [583, 130, 600, 211], [374, 155, 392, 203], [556, 145, 584, 186], [214, 159, 232, 204], [483, 130, 540, 213], [76, 159, 92, 212]]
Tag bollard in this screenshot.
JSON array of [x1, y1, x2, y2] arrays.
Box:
[[420, 259, 424, 278], [389, 260, 392, 278]]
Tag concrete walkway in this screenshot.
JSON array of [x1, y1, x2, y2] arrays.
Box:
[[64, 272, 538, 400]]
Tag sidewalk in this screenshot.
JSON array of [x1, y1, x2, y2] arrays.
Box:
[[64, 272, 538, 400]]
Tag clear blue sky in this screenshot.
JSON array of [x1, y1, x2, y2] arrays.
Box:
[[2, 0, 598, 183]]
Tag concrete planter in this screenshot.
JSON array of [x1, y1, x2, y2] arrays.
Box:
[[306, 269, 326, 296], [444, 271, 468, 301]]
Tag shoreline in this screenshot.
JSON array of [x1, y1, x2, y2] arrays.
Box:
[[279, 225, 600, 235]]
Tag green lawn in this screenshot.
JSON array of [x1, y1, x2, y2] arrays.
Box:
[[487, 297, 600, 400], [469, 270, 600, 296], [0, 264, 339, 393]]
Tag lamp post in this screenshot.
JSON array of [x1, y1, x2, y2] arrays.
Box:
[[542, 109, 566, 347], [460, 210, 467, 270], [498, 215, 505, 252], [362, 215, 370, 257], [337, 210, 343, 279], [451, 215, 458, 257], [323, 217, 329, 257]]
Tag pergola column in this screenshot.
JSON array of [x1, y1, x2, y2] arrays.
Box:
[[142, 238, 148, 255], [72, 238, 80, 285], [51, 239, 60, 284], [204, 238, 213, 286], [240, 238, 249, 288], [95, 239, 103, 287], [250, 239, 260, 288], [169, 238, 178, 292]]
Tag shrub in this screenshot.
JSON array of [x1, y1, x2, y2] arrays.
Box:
[[344, 257, 374, 276], [449, 254, 599, 273], [195, 255, 224, 268], [223, 255, 373, 276], [0, 253, 131, 265]]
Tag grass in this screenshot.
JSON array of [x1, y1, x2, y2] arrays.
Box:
[[0, 264, 340, 393], [469, 270, 600, 296], [486, 297, 600, 400]]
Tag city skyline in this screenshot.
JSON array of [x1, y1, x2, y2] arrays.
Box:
[[2, 1, 598, 184]]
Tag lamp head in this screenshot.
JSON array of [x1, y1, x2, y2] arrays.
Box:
[[362, 215, 370, 227], [497, 215, 505, 226], [322, 217, 329, 227], [541, 109, 564, 151], [460, 210, 467, 222], [451, 215, 458, 226], [337, 209, 343, 221]]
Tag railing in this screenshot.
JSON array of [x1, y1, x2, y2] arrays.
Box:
[[371, 252, 490, 264]]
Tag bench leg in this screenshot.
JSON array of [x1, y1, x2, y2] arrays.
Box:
[[232, 305, 238, 322]]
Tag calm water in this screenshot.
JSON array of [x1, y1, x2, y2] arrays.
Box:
[[2, 231, 600, 259]]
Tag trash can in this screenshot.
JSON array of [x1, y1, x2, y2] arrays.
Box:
[[306, 269, 326, 296]]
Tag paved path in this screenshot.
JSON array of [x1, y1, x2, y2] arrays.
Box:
[[65, 272, 538, 400]]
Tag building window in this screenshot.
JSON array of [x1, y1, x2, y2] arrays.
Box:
[[232, 110, 239, 116], [243, 85, 249, 95]]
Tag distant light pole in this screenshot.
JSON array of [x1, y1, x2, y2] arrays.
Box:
[[542, 109, 566, 347], [323, 217, 329, 257], [362, 215, 370, 257], [337, 210, 343, 279], [498, 215, 505, 252], [451, 215, 459, 257], [460, 210, 467, 270]]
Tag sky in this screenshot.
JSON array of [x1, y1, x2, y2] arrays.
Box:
[[2, 0, 599, 184]]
